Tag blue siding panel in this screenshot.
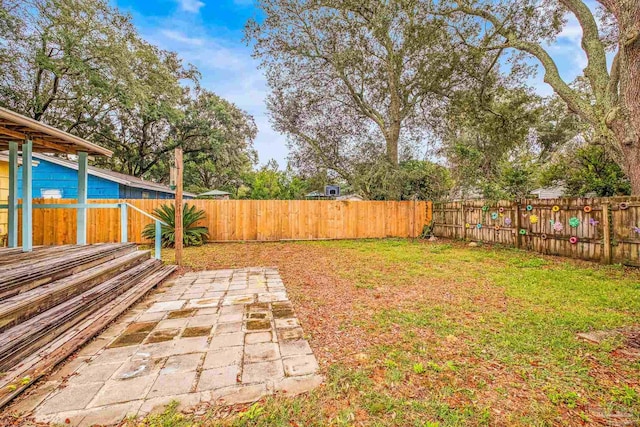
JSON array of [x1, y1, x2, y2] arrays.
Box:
[[16, 157, 191, 200], [18, 160, 119, 199]]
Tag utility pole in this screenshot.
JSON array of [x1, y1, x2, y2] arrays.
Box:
[[174, 147, 183, 266]]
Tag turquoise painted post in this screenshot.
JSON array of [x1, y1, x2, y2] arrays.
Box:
[[77, 151, 88, 245], [155, 220, 162, 260], [120, 203, 128, 243], [7, 142, 18, 247], [21, 139, 32, 252]]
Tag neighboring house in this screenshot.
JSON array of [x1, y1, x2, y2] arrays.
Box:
[[450, 187, 484, 201], [198, 189, 231, 200], [336, 194, 364, 201], [529, 185, 567, 199], [305, 191, 326, 199], [17, 153, 195, 200]]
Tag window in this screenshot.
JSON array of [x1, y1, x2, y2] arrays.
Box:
[[41, 189, 62, 199]]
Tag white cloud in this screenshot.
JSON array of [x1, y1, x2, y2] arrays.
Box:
[[178, 0, 205, 13], [138, 16, 289, 166], [160, 29, 204, 46]]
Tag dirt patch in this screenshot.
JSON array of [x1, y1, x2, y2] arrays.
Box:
[[146, 328, 181, 343], [108, 332, 148, 348], [167, 308, 198, 319], [182, 326, 212, 337], [123, 322, 158, 334], [246, 319, 271, 331]]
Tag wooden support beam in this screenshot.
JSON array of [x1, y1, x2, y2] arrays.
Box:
[[21, 140, 32, 252], [174, 148, 183, 266], [0, 128, 75, 155], [77, 152, 88, 245], [7, 142, 18, 248]]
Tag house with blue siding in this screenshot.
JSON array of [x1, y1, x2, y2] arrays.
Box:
[[18, 153, 195, 199]]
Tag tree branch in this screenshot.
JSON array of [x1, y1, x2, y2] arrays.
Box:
[[558, 0, 609, 100], [446, 4, 598, 125]]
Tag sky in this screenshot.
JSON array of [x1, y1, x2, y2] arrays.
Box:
[[112, 0, 595, 167]]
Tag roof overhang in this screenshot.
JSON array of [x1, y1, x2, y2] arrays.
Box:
[[0, 107, 112, 157]]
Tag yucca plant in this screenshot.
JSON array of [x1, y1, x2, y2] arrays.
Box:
[[142, 203, 209, 247]]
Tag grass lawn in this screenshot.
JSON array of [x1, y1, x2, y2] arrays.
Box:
[[138, 239, 639, 426]]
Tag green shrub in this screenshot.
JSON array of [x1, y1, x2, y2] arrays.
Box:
[[142, 203, 209, 247]]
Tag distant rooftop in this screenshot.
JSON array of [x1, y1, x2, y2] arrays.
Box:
[[198, 189, 231, 197]]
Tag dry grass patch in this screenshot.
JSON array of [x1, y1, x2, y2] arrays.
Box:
[[141, 239, 640, 426]]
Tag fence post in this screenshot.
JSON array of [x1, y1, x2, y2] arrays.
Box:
[[155, 220, 162, 261], [602, 203, 612, 264], [120, 203, 128, 243], [514, 201, 521, 249], [460, 203, 466, 240]]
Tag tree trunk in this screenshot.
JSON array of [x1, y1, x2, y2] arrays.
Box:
[[611, 0, 640, 194], [621, 144, 640, 194], [385, 130, 399, 165]]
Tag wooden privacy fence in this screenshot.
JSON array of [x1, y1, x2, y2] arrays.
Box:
[[432, 197, 640, 266], [17, 199, 431, 245]]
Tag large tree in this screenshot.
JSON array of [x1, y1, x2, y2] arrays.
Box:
[[441, 0, 640, 194], [0, 0, 143, 136], [161, 91, 258, 193], [0, 0, 258, 190], [247, 0, 463, 172]]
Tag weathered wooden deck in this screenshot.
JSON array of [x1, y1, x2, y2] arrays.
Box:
[[0, 244, 176, 408]]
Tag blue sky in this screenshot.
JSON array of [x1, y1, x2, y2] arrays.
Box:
[[113, 0, 592, 167]]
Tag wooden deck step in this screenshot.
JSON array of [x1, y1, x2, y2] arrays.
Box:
[[0, 258, 162, 372], [0, 250, 152, 332], [0, 245, 97, 268], [0, 243, 137, 300], [0, 246, 49, 264], [0, 265, 176, 408]]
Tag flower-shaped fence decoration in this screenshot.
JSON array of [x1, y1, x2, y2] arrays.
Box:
[[482, 205, 489, 212], [530, 215, 539, 224], [569, 217, 580, 228], [476, 223, 482, 229], [491, 212, 499, 220], [552, 205, 560, 212], [519, 229, 527, 235], [504, 217, 512, 226], [526, 205, 533, 211], [553, 222, 564, 232], [569, 236, 579, 244], [589, 218, 599, 226]]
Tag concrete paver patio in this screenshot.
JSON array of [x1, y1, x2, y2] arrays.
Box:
[[8, 268, 322, 426]]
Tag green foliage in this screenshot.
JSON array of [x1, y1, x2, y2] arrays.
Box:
[[238, 161, 312, 200], [142, 203, 208, 248], [540, 143, 631, 197], [611, 386, 639, 407], [0, 0, 256, 195], [349, 159, 452, 201]]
